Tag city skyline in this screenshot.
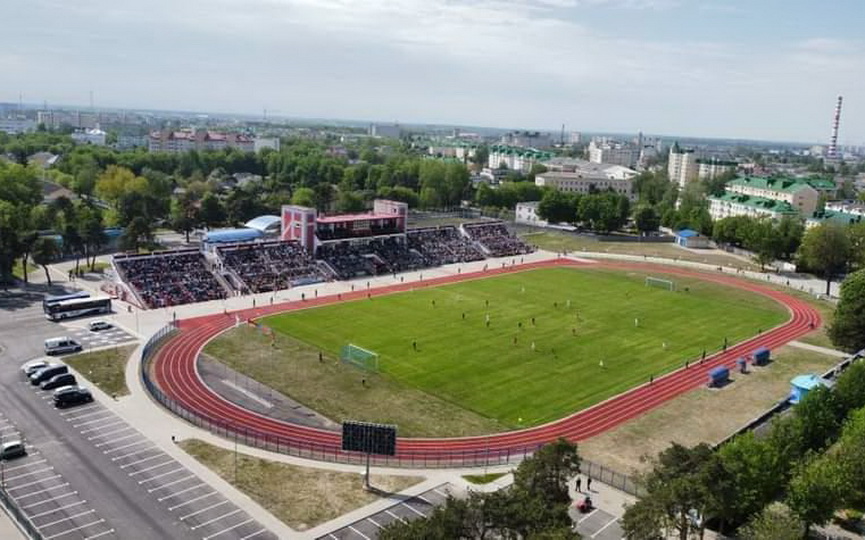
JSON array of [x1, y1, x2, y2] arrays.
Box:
[[4, 0, 865, 144]]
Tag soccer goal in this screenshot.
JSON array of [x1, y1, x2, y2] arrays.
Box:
[[645, 276, 676, 292], [341, 344, 380, 372]]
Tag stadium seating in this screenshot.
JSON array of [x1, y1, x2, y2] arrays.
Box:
[[114, 250, 226, 308], [216, 240, 327, 294], [463, 222, 535, 257], [407, 226, 485, 265]]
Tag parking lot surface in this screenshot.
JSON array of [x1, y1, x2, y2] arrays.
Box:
[[317, 484, 453, 540], [61, 325, 137, 349], [571, 506, 625, 540]]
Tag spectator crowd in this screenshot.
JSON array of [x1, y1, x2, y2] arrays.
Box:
[[217, 240, 327, 294], [408, 226, 485, 266], [464, 222, 535, 257], [115, 250, 226, 308]]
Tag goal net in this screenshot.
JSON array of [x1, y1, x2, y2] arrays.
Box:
[[645, 277, 676, 291], [340, 344, 380, 372]]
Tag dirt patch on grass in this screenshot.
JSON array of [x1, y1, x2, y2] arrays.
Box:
[[66, 345, 137, 396], [580, 345, 843, 475], [179, 439, 424, 531]]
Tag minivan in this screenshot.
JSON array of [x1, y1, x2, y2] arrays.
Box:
[[41, 373, 77, 391], [30, 364, 68, 386], [44, 337, 82, 356]]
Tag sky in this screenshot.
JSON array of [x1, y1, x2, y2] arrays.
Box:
[[2, 0, 864, 144]]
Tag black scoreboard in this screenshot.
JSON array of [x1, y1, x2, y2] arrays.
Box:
[[341, 421, 397, 456]]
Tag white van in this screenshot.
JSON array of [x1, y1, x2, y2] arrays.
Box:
[[44, 337, 82, 356]]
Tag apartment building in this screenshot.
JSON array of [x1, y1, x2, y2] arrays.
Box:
[[726, 177, 819, 217], [588, 139, 637, 168], [488, 145, 553, 174], [708, 193, 798, 221], [535, 171, 636, 201], [697, 158, 737, 181], [148, 129, 255, 153], [668, 143, 698, 188]]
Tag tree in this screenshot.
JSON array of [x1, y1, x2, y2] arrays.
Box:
[[786, 455, 849, 532], [739, 503, 805, 540], [828, 269, 865, 352], [537, 190, 576, 224], [0, 201, 25, 284], [77, 206, 106, 270], [120, 216, 153, 251], [312, 183, 334, 213], [715, 432, 786, 529], [290, 187, 315, 207], [31, 237, 60, 286], [776, 216, 804, 260], [798, 223, 851, 295], [848, 221, 865, 271], [633, 205, 660, 236], [744, 219, 783, 271], [833, 360, 865, 413], [620, 497, 666, 540], [335, 190, 365, 213], [199, 192, 226, 227], [513, 438, 581, 506], [170, 194, 199, 243]]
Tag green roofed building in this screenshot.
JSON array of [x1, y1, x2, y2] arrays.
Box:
[[725, 176, 819, 216], [806, 210, 863, 229], [708, 192, 799, 221]]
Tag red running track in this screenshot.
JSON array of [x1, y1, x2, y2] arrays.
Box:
[[151, 259, 821, 462]]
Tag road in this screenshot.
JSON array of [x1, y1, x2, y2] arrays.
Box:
[[0, 287, 274, 540]]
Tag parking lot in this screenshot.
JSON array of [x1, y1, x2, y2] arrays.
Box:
[[31, 388, 277, 540], [571, 506, 625, 540], [0, 411, 116, 540], [317, 484, 454, 540], [61, 325, 137, 350]]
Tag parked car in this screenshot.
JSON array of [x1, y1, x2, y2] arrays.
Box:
[[88, 320, 112, 332], [21, 359, 50, 377], [30, 364, 68, 386], [0, 440, 26, 460], [44, 337, 82, 356], [40, 373, 77, 391], [53, 386, 93, 408]]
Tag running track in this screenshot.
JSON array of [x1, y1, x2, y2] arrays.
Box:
[[150, 258, 821, 464]]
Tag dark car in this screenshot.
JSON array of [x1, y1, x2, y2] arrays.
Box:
[[53, 386, 93, 408], [40, 373, 77, 391], [30, 365, 68, 386]]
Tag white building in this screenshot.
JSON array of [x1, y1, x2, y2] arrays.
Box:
[[487, 145, 553, 174], [535, 171, 636, 201], [726, 176, 819, 217], [501, 131, 553, 149], [37, 111, 98, 129], [708, 193, 798, 221], [515, 201, 548, 226], [697, 158, 737, 181], [369, 123, 402, 139], [668, 143, 699, 188], [541, 157, 637, 181], [588, 139, 637, 168], [0, 117, 36, 134], [825, 200, 865, 217], [254, 137, 280, 153], [71, 128, 107, 146]]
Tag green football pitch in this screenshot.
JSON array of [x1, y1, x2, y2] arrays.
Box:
[[261, 267, 787, 428]]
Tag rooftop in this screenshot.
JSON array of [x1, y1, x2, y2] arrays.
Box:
[[316, 213, 398, 225], [728, 176, 815, 194], [710, 192, 797, 214], [807, 210, 863, 226]]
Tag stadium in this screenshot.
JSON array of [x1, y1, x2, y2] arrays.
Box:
[[118, 200, 821, 467]]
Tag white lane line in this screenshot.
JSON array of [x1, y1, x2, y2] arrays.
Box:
[[348, 525, 371, 540], [137, 467, 185, 484], [94, 433, 140, 448], [103, 440, 151, 455], [180, 499, 228, 521], [384, 510, 405, 523], [146, 474, 195, 493], [86, 426, 134, 441], [168, 491, 217, 511], [190, 509, 242, 531], [591, 518, 619, 538], [110, 446, 158, 462], [36, 509, 95, 530], [79, 420, 126, 435], [128, 460, 176, 477], [203, 517, 254, 540], [71, 413, 116, 428], [6, 474, 63, 491], [156, 482, 205, 502], [240, 529, 268, 540], [44, 518, 105, 539], [11, 483, 71, 502], [83, 529, 115, 540], [21, 491, 79, 510], [577, 509, 599, 524], [402, 502, 425, 516], [119, 453, 167, 469], [5, 466, 54, 482], [3, 458, 47, 473], [30, 500, 88, 519]]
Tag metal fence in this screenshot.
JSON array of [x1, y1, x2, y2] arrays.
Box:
[[0, 482, 43, 539], [580, 458, 643, 497]]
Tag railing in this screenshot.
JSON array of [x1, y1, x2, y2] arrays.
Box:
[[0, 482, 43, 539], [580, 458, 643, 497]]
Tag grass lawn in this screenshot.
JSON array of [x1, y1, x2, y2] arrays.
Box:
[[580, 345, 843, 474], [12, 258, 37, 281], [179, 439, 423, 531], [66, 345, 137, 397], [521, 230, 760, 271], [463, 472, 507, 485], [241, 267, 786, 433]]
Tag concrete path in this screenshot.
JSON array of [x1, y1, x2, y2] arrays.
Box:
[[788, 340, 850, 358]]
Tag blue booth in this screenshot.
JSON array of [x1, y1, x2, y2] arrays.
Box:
[[790, 374, 831, 404], [753, 347, 770, 366], [736, 357, 747, 373], [708, 366, 730, 388]]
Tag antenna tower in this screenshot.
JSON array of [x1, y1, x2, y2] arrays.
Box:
[[828, 95, 843, 160]]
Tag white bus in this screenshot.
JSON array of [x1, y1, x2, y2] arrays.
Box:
[[45, 296, 112, 322]]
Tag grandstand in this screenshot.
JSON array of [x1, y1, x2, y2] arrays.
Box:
[[112, 203, 535, 309]]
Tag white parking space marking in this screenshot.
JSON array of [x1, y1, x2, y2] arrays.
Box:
[[5, 466, 55, 482], [72, 414, 117, 428], [433, 488, 449, 497], [190, 509, 242, 531], [157, 482, 205, 502], [94, 433, 140, 448], [79, 419, 126, 434], [591, 518, 620, 538], [86, 425, 134, 440], [146, 474, 196, 493], [44, 518, 106, 539], [136, 466, 185, 484], [348, 526, 371, 540], [368, 518, 383, 529], [21, 491, 79, 510], [401, 503, 425, 517], [241, 529, 268, 540], [58, 404, 98, 417], [167, 490, 217, 511], [110, 446, 158, 462], [119, 453, 167, 469], [103, 439, 151, 454], [84, 529, 116, 540], [7, 474, 63, 491], [384, 510, 405, 523], [578, 509, 599, 524], [36, 508, 95, 529], [180, 499, 229, 521], [30, 500, 88, 519], [203, 518, 254, 540], [4, 458, 47, 473], [12, 483, 71, 502], [127, 460, 176, 477]]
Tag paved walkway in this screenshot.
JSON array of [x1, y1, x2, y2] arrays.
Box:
[[788, 340, 850, 358]]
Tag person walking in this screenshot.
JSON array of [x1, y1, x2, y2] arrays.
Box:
[[587, 477, 593, 492], [575, 476, 582, 493]]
